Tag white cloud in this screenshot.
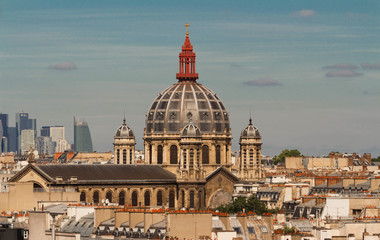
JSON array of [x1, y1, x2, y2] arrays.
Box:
[[292, 9, 316, 17], [323, 63, 358, 70], [361, 63, 380, 70], [325, 70, 363, 78], [47, 62, 77, 70], [243, 77, 282, 86]]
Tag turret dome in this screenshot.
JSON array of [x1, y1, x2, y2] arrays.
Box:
[[240, 118, 260, 139], [115, 118, 134, 138]]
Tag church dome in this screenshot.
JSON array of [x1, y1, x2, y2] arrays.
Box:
[[181, 121, 201, 137], [115, 118, 134, 138], [145, 82, 230, 135], [145, 30, 230, 136], [240, 118, 260, 139]]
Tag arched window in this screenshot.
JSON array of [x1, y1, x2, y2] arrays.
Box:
[[189, 149, 194, 168], [116, 149, 120, 164], [130, 150, 133, 164], [119, 191, 125, 206], [157, 191, 163, 206], [170, 145, 178, 164], [149, 145, 152, 164], [190, 190, 195, 209], [80, 191, 86, 202], [243, 149, 247, 167], [93, 191, 99, 204], [106, 191, 112, 203], [157, 145, 163, 164], [202, 145, 209, 164], [249, 149, 254, 167], [183, 149, 187, 167], [123, 149, 127, 164], [132, 191, 138, 206], [144, 191, 151, 206], [198, 191, 202, 209], [169, 190, 175, 208], [216, 145, 221, 164], [182, 190, 185, 208]]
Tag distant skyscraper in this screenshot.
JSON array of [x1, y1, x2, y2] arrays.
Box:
[[7, 127, 17, 152], [40, 126, 70, 153], [36, 136, 55, 155], [40, 126, 50, 137], [21, 129, 35, 154], [0, 114, 8, 152], [16, 112, 37, 153], [0, 120, 3, 155], [74, 117, 93, 153]]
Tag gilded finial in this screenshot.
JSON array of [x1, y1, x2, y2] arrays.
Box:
[[185, 22, 190, 36]]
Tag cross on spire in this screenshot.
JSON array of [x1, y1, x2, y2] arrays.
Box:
[[185, 22, 190, 35]]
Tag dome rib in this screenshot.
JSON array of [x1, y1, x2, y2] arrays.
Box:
[[145, 82, 230, 135]]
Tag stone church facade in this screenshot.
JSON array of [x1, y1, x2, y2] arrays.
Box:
[[10, 25, 263, 210]]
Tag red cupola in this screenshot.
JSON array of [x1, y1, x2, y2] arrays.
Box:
[[176, 22, 199, 82]]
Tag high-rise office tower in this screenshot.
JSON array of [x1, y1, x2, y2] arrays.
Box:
[[7, 127, 17, 152], [0, 114, 8, 152], [16, 112, 37, 153], [21, 129, 35, 154], [74, 117, 93, 153], [36, 136, 55, 155], [0, 120, 3, 155], [40, 126, 70, 153], [40, 126, 50, 137]]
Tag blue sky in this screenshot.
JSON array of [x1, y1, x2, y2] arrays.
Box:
[[1, 0, 380, 156]]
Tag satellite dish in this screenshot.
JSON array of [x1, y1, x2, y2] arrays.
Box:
[[101, 199, 105, 204], [106, 199, 110, 204]]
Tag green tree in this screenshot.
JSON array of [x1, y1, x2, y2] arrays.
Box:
[[283, 226, 296, 234], [372, 156, 380, 162], [216, 195, 273, 215], [273, 149, 303, 165]]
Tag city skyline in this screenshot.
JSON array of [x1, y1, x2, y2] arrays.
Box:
[[1, 0, 380, 156]]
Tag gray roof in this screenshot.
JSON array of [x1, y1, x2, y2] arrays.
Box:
[[34, 164, 177, 183], [150, 219, 166, 229], [45, 204, 68, 214], [99, 218, 115, 227], [61, 213, 94, 237], [290, 220, 313, 232]]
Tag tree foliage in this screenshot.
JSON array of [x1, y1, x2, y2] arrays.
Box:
[[283, 226, 296, 234], [372, 156, 380, 162], [273, 149, 303, 165], [216, 195, 274, 215]]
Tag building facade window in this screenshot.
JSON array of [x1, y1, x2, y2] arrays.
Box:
[[123, 149, 127, 164], [106, 191, 112, 203], [144, 191, 151, 206], [249, 149, 254, 167], [157, 191, 163, 206], [157, 145, 163, 164], [190, 190, 195, 208], [170, 145, 178, 164], [198, 190, 202, 209], [202, 145, 209, 164], [169, 190, 175, 208], [189, 148, 194, 168], [80, 192, 86, 202], [216, 145, 221, 164], [182, 190, 185, 208], [132, 191, 138, 206], [119, 191, 125, 206], [117, 149, 120, 164], [93, 191, 99, 204]]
